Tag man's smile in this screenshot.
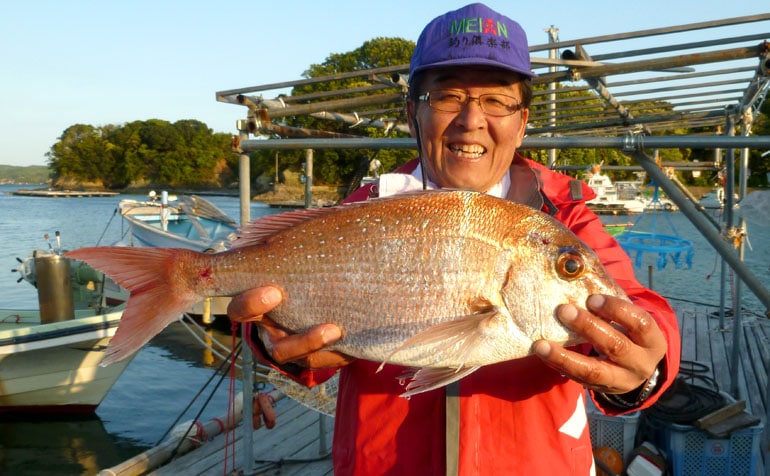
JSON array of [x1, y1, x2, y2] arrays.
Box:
[[448, 143, 486, 159]]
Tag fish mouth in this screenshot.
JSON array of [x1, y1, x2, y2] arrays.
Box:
[[448, 143, 486, 159]]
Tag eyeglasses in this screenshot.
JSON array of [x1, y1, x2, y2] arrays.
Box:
[[417, 89, 523, 117]]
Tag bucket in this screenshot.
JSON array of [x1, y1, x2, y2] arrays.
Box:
[[35, 253, 75, 323]]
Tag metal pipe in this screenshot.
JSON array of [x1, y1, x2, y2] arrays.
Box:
[[304, 149, 313, 208], [255, 93, 404, 120], [527, 14, 770, 53], [729, 111, 755, 397], [237, 128, 256, 475], [546, 26, 559, 168], [536, 45, 763, 85], [216, 64, 407, 98], [237, 135, 770, 151]]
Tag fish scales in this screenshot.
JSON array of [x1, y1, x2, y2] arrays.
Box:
[[199, 192, 515, 360], [67, 190, 628, 394]]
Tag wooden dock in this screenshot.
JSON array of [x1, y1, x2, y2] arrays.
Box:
[[676, 304, 769, 418], [147, 398, 333, 476], [12, 188, 119, 198], [670, 302, 767, 473], [106, 303, 768, 475]]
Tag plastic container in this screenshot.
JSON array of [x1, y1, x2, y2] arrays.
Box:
[[587, 395, 641, 464], [655, 420, 762, 476]]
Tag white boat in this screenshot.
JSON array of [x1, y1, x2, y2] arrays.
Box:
[[585, 171, 647, 214], [0, 253, 131, 415], [119, 192, 238, 319], [119, 192, 237, 252], [0, 307, 132, 415], [585, 167, 677, 214]]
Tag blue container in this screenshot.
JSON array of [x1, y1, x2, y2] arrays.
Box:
[[656, 421, 762, 476]]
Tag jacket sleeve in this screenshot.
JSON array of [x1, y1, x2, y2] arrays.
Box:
[[555, 199, 681, 415], [242, 321, 339, 387]]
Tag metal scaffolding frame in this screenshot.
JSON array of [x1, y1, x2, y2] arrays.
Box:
[[217, 14, 770, 141]]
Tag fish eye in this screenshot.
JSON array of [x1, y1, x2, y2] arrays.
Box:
[[556, 251, 585, 280]]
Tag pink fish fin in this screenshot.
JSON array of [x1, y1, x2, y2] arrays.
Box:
[[231, 206, 346, 249], [381, 307, 501, 368], [65, 247, 203, 365], [400, 366, 481, 398]]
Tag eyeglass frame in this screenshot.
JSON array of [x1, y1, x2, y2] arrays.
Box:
[[416, 88, 524, 117]]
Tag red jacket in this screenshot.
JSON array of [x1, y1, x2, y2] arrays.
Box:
[[245, 156, 680, 475]]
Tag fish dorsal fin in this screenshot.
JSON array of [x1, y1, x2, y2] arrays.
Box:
[[231, 206, 344, 248], [231, 190, 460, 249]]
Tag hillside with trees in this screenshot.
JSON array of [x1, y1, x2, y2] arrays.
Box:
[[0, 165, 50, 184], [46, 119, 235, 189]]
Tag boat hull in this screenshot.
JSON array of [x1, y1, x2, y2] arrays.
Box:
[[119, 198, 237, 252], [0, 310, 132, 414]]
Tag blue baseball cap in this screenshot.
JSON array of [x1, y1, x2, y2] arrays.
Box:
[[410, 3, 535, 80]]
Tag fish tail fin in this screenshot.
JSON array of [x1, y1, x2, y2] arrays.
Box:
[[66, 247, 204, 365]]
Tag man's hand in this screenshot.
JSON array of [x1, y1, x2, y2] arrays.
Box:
[[532, 294, 666, 395], [227, 286, 354, 369]]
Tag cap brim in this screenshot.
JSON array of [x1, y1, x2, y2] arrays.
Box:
[[412, 57, 537, 79]]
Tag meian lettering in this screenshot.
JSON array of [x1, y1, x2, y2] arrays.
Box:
[[449, 17, 508, 38]]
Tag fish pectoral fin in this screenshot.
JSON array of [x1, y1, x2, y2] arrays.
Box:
[[380, 307, 503, 372], [400, 366, 481, 397]]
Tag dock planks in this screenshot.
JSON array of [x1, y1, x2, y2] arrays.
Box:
[[11, 188, 119, 198], [148, 398, 333, 476]]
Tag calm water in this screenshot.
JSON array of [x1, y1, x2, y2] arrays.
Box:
[[0, 185, 285, 476], [0, 184, 769, 475]]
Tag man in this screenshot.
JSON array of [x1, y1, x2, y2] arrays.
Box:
[[229, 3, 680, 474]]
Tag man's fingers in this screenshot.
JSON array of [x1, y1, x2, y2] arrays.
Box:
[[227, 286, 283, 322], [587, 294, 663, 349], [270, 323, 342, 364], [556, 302, 632, 360]]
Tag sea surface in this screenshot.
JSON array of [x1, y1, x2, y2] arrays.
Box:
[[0, 183, 769, 475], [0, 184, 288, 476]]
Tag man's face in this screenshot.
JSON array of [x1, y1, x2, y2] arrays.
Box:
[[407, 67, 529, 192]]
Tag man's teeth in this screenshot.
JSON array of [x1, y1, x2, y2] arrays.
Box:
[[449, 144, 485, 157]]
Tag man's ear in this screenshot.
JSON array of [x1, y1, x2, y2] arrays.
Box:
[[514, 108, 529, 147], [406, 99, 418, 138]]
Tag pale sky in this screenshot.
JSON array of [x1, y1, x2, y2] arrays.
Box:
[[1, 0, 767, 167]]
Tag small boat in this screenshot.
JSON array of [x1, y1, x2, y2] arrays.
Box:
[[585, 167, 647, 214], [2, 252, 132, 414], [585, 166, 677, 214], [0, 308, 132, 414], [119, 192, 238, 319], [119, 192, 237, 252]]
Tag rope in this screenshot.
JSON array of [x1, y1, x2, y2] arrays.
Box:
[[154, 341, 242, 448], [94, 207, 119, 246], [636, 361, 728, 449], [644, 361, 725, 425], [178, 313, 243, 368]]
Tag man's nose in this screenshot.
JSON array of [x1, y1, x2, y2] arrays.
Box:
[[455, 97, 487, 128]]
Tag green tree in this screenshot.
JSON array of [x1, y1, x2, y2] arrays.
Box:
[[47, 119, 235, 188], [251, 37, 416, 189]]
